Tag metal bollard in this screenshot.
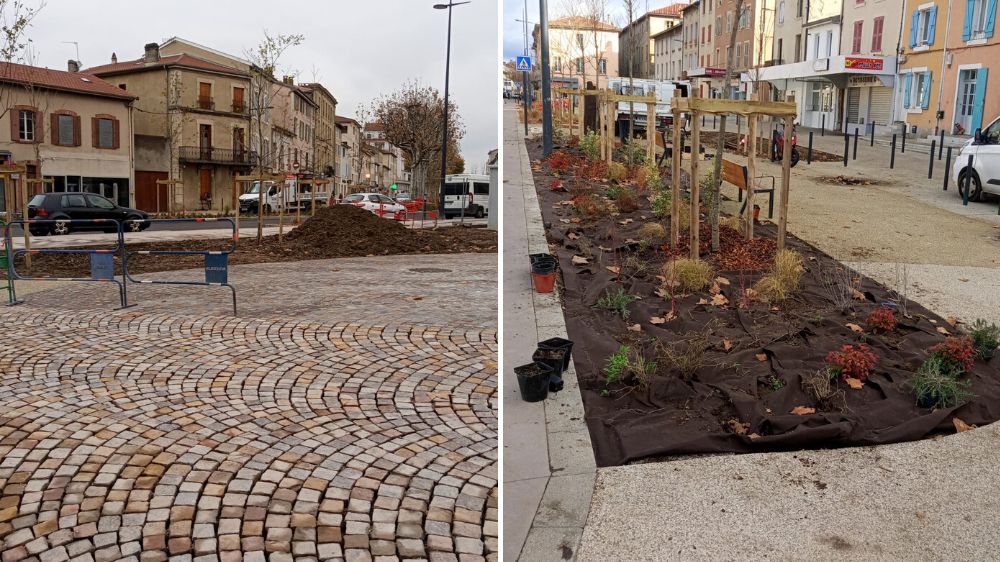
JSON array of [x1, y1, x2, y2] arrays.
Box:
[[929, 140, 936, 179], [902, 126, 907, 153], [943, 146, 952, 191], [939, 129, 944, 159], [821, 114, 826, 136], [807, 131, 813, 164], [843, 133, 849, 167], [702, 115, 705, 127], [853, 128, 859, 160], [964, 154, 973, 206], [870, 123, 875, 147], [890, 134, 897, 169]]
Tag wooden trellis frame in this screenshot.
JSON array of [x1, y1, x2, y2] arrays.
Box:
[[154, 179, 184, 215], [555, 88, 658, 164], [233, 174, 287, 238], [671, 97, 797, 256]]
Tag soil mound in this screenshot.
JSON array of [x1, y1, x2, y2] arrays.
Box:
[[286, 204, 409, 248]]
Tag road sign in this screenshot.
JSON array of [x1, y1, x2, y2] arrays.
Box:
[[516, 56, 532, 72], [293, 161, 300, 170]]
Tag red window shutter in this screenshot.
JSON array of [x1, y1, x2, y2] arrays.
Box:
[[92, 117, 98, 147], [51, 113, 58, 145], [112, 118, 120, 149], [873, 17, 884, 52], [9, 110, 17, 141], [33, 110, 41, 142], [73, 115, 81, 146]]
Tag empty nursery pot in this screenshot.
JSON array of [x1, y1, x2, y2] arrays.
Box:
[[538, 337, 574, 370], [549, 372, 564, 393], [531, 270, 557, 293], [532, 348, 567, 376], [514, 362, 552, 402]]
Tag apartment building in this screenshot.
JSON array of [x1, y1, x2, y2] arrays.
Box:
[[335, 115, 362, 196], [653, 22, 685, 80], [541, 16, 620, 90], [681, 1, 702, 80], [299, 83, 338, 178], [619, 4, 686, 80], [0, 61, 136, 214], [290, 81, 317, 173], [840, 0, 905, 133], [718, 0, 775, 99], [87, 44, 252, 212]]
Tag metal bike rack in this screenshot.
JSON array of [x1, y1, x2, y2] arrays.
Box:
[[122, 217, 238, 315], [2, 219, 132, 309]]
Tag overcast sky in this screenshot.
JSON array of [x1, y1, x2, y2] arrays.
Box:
[[25, 0, 498, 172]]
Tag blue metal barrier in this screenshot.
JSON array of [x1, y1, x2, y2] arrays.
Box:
[[2, 219, 131, 308], [122, 217, 238, 315], [0, 218, 17, 305]]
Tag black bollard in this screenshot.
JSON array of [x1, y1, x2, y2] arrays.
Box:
[[807, 131, 813, 164], [844, 133, 849, 167], [870, 122, 875, 147], [902, 126, 907, 153], [963, 154, 973, 205], [939, 129, 944, 159], [853, 128, 859, 160], [702, 115, 705, 127], [713, 115, 717, 128], [943, 146, 952, 191], [821, 114, 826, 136], [890, 134, 897, 169], [929, 140, 936, 178]]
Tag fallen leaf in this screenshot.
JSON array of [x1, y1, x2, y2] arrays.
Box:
[[484, 360, 498, 369], [606, 265, 621, 274], [627, 323, 642, 332], [755, 353, 768, 362], [619, 218, 634, 225], [715, 276, 731, 285], [624, 238, 640, 244], [953, 417, 973, 432], [571, 255, 589, 265], [748, 433, 762, 440], [708, 282, 721, 295], [727, 419, 749, 435], [770, 306, 780, 311], [844, 377, 865, 390], [654, 288, 668, 298], [570, 218, 581, 223], [946, 316, 958, 327], [846, 323, 864, 333], [559, 219, 571, 224], [959, 277, 969, 282], [765, 408, 773, 414], [915, 511, 927, 521], [697, 298, 709, 305], [710, 293, 729, 306], [929, 318, 938, 324], [936, 326, 951, 335], [650, 316, 667, 325], [723, 339, 733, 351], [791, 406, 816, 415], [567, 232, 580, 240], [851, 288, 867, 301], [598, 245, 613, 251]]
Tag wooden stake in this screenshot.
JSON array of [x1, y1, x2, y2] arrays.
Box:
[[646, 102, 655, 164], [232, 177, 240, 239], [778, 118, 793, 250], [18, 176, 29, 268], [670, 108, 681, 247], [745, 115, 757, 241], [689, 109, 701, 260]]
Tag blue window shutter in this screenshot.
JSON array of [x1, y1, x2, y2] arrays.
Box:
[[928, 7, 938, 44], [972, 69, 988, 130], [987, 0, 997, 37], [904, 73, 912, 108], [911, 11, 919, 46], [922, 71, 932, 109], [965, 0, 976, 39]]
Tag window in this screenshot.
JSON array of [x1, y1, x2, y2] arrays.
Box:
[[599, 59, 607, 74], [576, 58, 584, 73], [852, 20, 863, 53], [18, 109, 35, 141], [118, 83, 126, 90], [797, 0, 803, 17], [777, 38, 784, 62], [794, 34, 801, 62], [912, 7, 937, 46], [739, 7, 749, 29], [61, 194, 87, 208], [86, 194, 115, 209], [872, 16, 884, 51], [93, 116, 117, 149], [967, 0, 991, 39], [778, 0, 785, 23], [726, 11, 732, 32], [813, 34, 820, 59], [54, 113, 79, 146], [715, 16, 721, 35]]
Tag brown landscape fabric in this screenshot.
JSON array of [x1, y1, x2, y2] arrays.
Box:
[[14, 205, 497, 277], [527, 140, 1000, 467]]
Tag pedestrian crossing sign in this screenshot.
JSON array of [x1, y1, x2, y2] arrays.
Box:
[[516, 56, 532, 72]]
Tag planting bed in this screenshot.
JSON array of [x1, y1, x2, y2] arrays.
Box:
[[529, 140, 1000, 467]]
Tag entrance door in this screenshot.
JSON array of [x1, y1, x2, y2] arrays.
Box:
[[957, 69, 978, 135], [199, 124, 212, 160], [846, 88, 861, 124], [199, 169, 212, 203]]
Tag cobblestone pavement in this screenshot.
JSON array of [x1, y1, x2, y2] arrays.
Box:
[[0, 257, 498, 561]]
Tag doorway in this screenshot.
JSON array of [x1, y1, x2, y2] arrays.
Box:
[[199, 124, 212, 160], [956, 69, 978, 135], [199, 168, 212, 205]]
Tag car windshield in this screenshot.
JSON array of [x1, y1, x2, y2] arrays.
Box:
[[345, 194, 364, 202], [28, 194, 45, 206], [245, 182, 267, 194]]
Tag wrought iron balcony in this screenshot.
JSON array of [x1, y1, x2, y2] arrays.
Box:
[[231, 101, 246, 114], [197, 96, 214, 110], [178, 146, 257, 166]]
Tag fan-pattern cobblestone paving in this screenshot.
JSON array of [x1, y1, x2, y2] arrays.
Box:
[[0, 309, 498, 562]]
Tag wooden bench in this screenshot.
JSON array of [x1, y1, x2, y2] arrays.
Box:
[[721, 158, 775, 219]]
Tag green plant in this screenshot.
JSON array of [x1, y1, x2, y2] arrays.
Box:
[[607, 161, 627, 182], [913, 355, 974, 408], [615, 188, 639, 213], [928, 336, 976, 374], [699, 170, 717, 209], [651, 189, 672, 217], [766, 374, 785, 391], [642, 162, 662, 191], [603, 345, 659, 389], [604, 345, 631, 385], [595, 287, 639, 320], [605, 185, 625, 200], [969, 319, 1000, 359], [552, 125, 567, 145], [661, 258, 713, 292], [581, 129, 600, 161], [618, 141, 646, 167]]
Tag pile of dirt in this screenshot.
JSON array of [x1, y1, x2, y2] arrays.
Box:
[[12, 205, 497, 277], [819, 175, 885, 186]]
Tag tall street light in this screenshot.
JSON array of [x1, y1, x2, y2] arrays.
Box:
[[539, 0, 553, 156], [434, 1, 469, 223]]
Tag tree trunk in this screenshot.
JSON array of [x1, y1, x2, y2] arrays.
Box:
[[709, 0, 745, 252]]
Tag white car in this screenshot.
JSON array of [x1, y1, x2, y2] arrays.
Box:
[[342, 193, 407, 220], [952, 116, 1000, 202]]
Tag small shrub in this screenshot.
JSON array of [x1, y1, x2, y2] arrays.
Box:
[[547, 150, 573, 173], [618, 142, 646, 167], [605, 185, 625, 200], [656, 334, 709, 381], [914, 355, 974, 409], [802, 369, 847, 411], [604, 345, 658, 389], [766, 374, 786, 391], [615, 188, 639, 213], [699, 170, 717, 209], [720, 214, 743, 231], [604, 345, 630, 385], [826, 344, 878, 381], [595, 287, 639, 320], [865, 307, 897, 332], [580, 129, 600, 161], [642, 162, 662, 191], [969, 319, 1000, 359], [638, 222, 666, 242], [552, 126, 567, 145], [662, 258, 713, 293], [572, 195, 610, 218], [606, 161, 627, 182], [928, 336, 976, 374], [753, 249, 804, 303], [651, 189, 672, 217]]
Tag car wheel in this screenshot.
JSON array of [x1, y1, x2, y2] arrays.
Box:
[[51, 220, 71, 236], [126, 217, 144, 232], [474, 207, 484, 219], [958, 169, 983, 202]]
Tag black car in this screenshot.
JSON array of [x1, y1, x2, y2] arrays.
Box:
[[26, 192, 150, 236]]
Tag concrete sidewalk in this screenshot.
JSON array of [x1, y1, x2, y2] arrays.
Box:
[[502, 106, 596, 561]]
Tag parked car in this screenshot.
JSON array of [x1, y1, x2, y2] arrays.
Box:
[[26, 192, 150, 236], [953, 116, 1000, 202], [341, 193, 407, 220], [442, 174, 490, 218], [239, 178, 329, 213]]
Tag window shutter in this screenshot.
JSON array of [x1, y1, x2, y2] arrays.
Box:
[[971, 68, 988, 130], [928, 6, 937, 44], [112, 118, 120, 149], [964, 0, 975, 39], [9, 111, 16, 141], [910, 11, 919, 46], [73, 115, 81, 146], [92, 117, 98, 147], [987, 0, 997, 37], [921, 71, 931, 109], [903, 74, 912, 108], [33, 111, 41, 142], [50, 113, 58, 145]]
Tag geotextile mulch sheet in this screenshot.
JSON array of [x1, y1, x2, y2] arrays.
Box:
[[528, 140, 1000, 467]]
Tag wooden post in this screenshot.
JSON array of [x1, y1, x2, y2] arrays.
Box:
[[604, 92, 612, 164], [18, 175, 29, 268], [745, 114, 757, 240], [778, 118, 793, 250], [689, 109, 701, 259], [232, 177, 240, 239], [578, 93, 585, 138], [670, 108, 682, 247], [646, 101, 655, 164]]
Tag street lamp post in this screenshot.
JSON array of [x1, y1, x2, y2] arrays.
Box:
[[515, 16, 534, 138], [539, 0, 553, 156], [434, 1, 470, 224]]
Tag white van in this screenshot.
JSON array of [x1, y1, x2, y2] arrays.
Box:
[[238, 178, 329, 213], [952, 116, 1000, 201], [442, 174, 490, 219]]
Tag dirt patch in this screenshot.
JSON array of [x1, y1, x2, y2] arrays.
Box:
[[818, 175, 886, 187], [528, 139, 1000, 467], [13, 205, 497, 277], [699, 131, 844, 163]]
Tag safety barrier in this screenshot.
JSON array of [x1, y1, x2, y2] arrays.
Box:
[[0, 219, 17, 305], [122, 217, 238, 315], [2, 219, 131, 309]]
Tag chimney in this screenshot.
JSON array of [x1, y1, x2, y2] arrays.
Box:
[[143, 42, 160, 63], [283, 75, 294, 85], [67, 59, 79, 73], [111, 52, 117, 64]]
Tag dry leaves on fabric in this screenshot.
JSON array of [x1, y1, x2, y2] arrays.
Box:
[[845, 377, 865, 390], [571, 255, 589, 265], [654, 288, 668, 298], [709, 282, 721, 295], [946, 316, 958, 327], [755, 353, 768, 362], [627, 323, 642, 332], [619, 218, 634, 225], [598, 245, 613, 251], [953, 417, 974, 432], [715, 276, 731, 285], [697, 298, 710, 305], [570, 217, 581, 223], [936, 326, 951, 335], [559, 219, 571, 224], [606, 265, 621, 274], [567, 231, 580, 240], [710, 293, 729, 307], [723, 339, 733, 351], [791, 406, 816, 415], [727, 419, 749, 435], [846, 323, 864, 333], [851, 288, 867, 301]]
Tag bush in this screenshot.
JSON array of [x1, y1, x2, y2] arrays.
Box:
[[969, 319, 1000, 359], [607, 161, 627, 182], [642, 162, 662, 191], [618, 141, 646, 167], [802, 369, 846, 411], [753, 249, 804, 303], [656, 333, 708, 381], [826, 344, 877, 381], [638, 222, 666, 242], [720, 214, 743, 231], [914, 355, 974, 409], [651, 189, 672, 217], [929, 336, 976, 374], [595, 287, 639, 320], [547, 150, 574, 173], [865, 307, 898, 333], [615, 188, 639, 213], [583, 159, 608, 179], [604, 345, 658, 389], [662, 258, 713, 292], [604, 345, 630, 385], [580, 130, 600, 161], [605, 185, 625, 200], [572, 194, 610, 218]]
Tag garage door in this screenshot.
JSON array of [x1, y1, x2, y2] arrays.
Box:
[[847, 88, 861, 124], [135, 170, 168, 213], [868, 86, 893, 126]]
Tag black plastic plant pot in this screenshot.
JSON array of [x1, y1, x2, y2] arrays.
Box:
[[514, 362, 552, 403], [549, 372, 565, 393], [532, 348, 567, 376], [531, 261, 558, 275], [980, 347, 996, 362], [529, 253, 550, 265], [538, 337, 574, 370]]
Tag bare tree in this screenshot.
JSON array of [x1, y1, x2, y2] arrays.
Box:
[[244, 30, 304, 242], [619, 0, 640, 139], [0, 0, 41, 217], [20, 44, 48, 189]]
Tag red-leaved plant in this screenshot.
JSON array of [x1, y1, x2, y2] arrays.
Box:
[[865, 307, 897, 332], [547, 151, 573, 173], [929, 336, 976, 374], [826, 344, 878, 381]]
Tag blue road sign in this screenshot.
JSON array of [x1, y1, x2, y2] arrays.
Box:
[[516, 56, 532, 72]]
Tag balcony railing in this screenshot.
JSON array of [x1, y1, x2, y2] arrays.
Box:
[[178, 146, 256, 166], [232, 101, 246, 113], [197, 96, 214, 110]]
